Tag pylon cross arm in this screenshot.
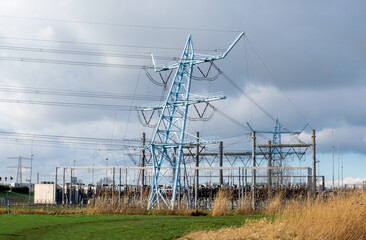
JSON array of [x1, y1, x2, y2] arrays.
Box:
[[151, 32, 244, 72], [139, 95, 226, 111]]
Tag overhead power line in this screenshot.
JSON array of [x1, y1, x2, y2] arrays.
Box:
[[208, 103, 251, 131], [0, 84, 162, 101], [212, 63, 299, 140], [0, 56, 154, 69], [0, 131, 145, 149], [0, 136, 132, 149], [212, 63, 277, 123], [0, 98, 139, 110], [243, 36, 310, 129], [0, 15, 242, 33], [0, 36, 224, 52], [0, 130, 140, 143], [0, 44, 177, 61]]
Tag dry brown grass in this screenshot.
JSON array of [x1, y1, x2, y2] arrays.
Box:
[[85, 194, 149, 215], [0, 207, 84, 215], [263, 193, 283, 215], [235, 195, 253, 215], [212, 189, 231, 216], [183, 191, 366, 240], [1, 189, 205, 216]]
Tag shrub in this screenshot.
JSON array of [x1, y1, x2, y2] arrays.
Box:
[[0, 185, 10, 192], [11, 186, 29, 194]]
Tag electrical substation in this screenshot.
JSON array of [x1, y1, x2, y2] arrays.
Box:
[[32, 32, 323, 210], [1, 4, 364, 239]]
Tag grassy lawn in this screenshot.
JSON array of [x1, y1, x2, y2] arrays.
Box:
[[0, 192, 33, 205], [0, 214, 265, 240]]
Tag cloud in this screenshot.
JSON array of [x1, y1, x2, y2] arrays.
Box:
[[0, 1, 365, 182], [325, 177, 366, 187]]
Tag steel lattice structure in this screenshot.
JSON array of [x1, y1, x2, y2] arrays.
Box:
[[248, 118, 307, 183], [144, 33, 244, 209]]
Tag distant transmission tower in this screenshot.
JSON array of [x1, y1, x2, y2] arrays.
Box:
[[143, 32, 244, 209], [7, 156, 31, 184], [248, 118, 307, 184]]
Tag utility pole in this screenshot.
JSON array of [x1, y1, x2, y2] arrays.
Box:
[[62, 168, 65, 205], [337, 144, 340, 189], [69, 168, 72, 204], [195, 132, 199, 209], [337, 156, 340, 189], [55, 167, 58, 204], [112, 167, 115, 205], [141, 132, 146, 186], [341, 162, 344, 188], [332, 144, 334, 189], [140, 133, 146, 204], [29, 140, 34, 204], [219, 141, 223, 186], [29, 153, 33, 204], [312, 130, 316, 196], [267, 140, 272, 191], [251, 131, 256, 210], [105, 158, 108, 186], [119, 168, 122, 203], [125, 169, 128, 199], [92, 154, 95, 185]]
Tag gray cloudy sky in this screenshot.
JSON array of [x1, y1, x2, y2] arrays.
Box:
[[0, 0, 365, 186]]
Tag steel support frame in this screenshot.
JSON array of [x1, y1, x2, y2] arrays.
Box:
[[145, 32, 244, 210], [147, 35, 194, 210]]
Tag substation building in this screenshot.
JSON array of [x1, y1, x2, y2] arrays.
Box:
[[34, 183, 97, 204]]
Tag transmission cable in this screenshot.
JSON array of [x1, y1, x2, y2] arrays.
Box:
[[244, 36, 311, 129], [243, 38, 253, 124], [0, 36, 220, 52], [0, 84, 162, 101], [213, 62, 302, 141], [213, 63, 277, 123], [0, 56, 154, 69], [0, 98, 139, 110], [0, 131, 141, 143], [0, 14, 241, 33], [0, 44, 176, 61], [208, 103, 251, 131], [117, 70, 143, 164]]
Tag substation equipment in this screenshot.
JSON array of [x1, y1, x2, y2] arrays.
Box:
[[42, 33, 322, 209]]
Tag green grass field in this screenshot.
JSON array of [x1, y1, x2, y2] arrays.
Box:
[[0, 214, 264, 240], [0, 192, 33, 205]]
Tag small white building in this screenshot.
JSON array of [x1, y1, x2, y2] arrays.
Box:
[[34, 183, 97, 204], [34, 184, 56, 204]]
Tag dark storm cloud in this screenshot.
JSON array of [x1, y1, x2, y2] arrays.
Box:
[[0, 0, 365, 180]]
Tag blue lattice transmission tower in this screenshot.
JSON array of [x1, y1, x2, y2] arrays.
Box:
[[248, 118, 307, 184], [142, 33, 244, 209]]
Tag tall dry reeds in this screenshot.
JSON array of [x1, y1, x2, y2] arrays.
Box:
[[212, 189, 231, 216], [84, 190, 200, 215], [235, 195, 252, 215], [183, 191, 366, 240], [263, 193, 283, 215], [85, 192, 149, 215]]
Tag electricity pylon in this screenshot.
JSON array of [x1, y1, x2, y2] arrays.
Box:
[[143, 32, 244, 209], [247, 118, 307, 184], [7, 156, 31, 184]]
